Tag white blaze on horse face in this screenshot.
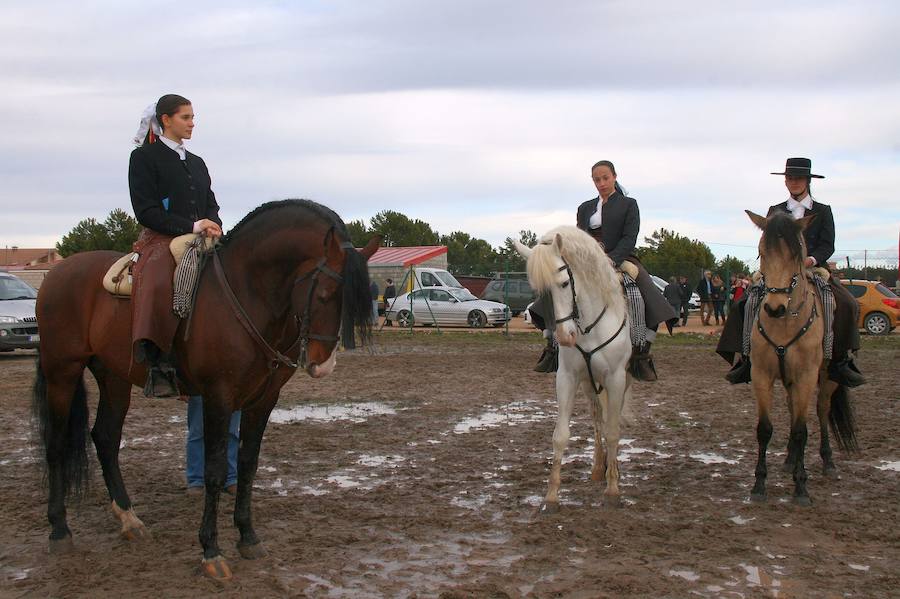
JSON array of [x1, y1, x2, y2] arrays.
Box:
[[308, 346, 338, 378]]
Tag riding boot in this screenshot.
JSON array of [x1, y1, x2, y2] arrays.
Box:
[[534, 338, 558, 373], [628, 341, 657, 381], [725, 354, 752, 384], [140, 340, 179, 398], [827, 353, 866, 387]]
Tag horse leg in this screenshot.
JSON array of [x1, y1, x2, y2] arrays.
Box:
[[35, 357, 90, 554], [540, 370, 576, 515], [750, 376, 774, 502], [87, 360, 146, 540], [198, 398, 235, 580], [817, 372, 838, 478], [600, 370, 627, 508], [587, 385, 606, 483], [234, 398, 277, 560], [787, 379, 815, 506]]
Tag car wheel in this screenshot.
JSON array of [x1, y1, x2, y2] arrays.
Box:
[[467, 310, 487, 328], [397, 310, 414, 327], [864, 312, 890, 335]]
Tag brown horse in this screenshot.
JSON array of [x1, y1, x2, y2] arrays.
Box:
[[32, 199, 377, 578], [746, 210, 857, 506]]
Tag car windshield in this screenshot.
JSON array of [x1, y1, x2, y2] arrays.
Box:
[[0, 277, 37, 300], [449, 288, 478, 302], [876, 283, 898, 298], [435, 271, 462, 287]]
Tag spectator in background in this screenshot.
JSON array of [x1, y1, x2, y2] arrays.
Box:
[[369, 280, 380, 323], [711, 274, 727, 325], [677, 275, 691, 326], [695, 270, 715, 325], [383, 278, 396, 326], [664, 276, 682, 327], [731, 273, 747, 303]]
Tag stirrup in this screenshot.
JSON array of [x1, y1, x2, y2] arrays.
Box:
[[534, 346, 558, 373], [144, 365, 179, 398], [628, 344, 657, 382], [827, 357, 865, 388], [725, 356, 752, 384]]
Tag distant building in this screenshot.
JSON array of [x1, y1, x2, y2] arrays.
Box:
[[366, 246, 448, 291], [0, 247, 64, 289]]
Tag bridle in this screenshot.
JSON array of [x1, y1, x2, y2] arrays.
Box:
[[212, 239, 349, 372], [553, 257, 628, 393], [756, 259, 817, 389]]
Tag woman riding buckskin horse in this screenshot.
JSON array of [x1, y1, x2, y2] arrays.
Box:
[[530, 160, 676, 380], [717, 157, 865, 387], [129, 94, 223, 397]]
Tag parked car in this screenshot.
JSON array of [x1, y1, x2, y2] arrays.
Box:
[[841, 279, 900, 335], [0, 272, 39, 351], [385, 286, 511, 328], [651, 274, 700, 310], [480, 278, 536, 316]]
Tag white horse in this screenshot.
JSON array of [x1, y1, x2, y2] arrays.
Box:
[[516, 226, 634, 512]]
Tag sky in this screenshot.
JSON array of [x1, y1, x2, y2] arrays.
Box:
[[2, 0, 899, 269]]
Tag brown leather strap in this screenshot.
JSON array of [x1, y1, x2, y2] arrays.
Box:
[[212, 250, 298, 369]]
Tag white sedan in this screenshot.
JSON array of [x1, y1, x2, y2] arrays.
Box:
[[385, 286, 511, 328]]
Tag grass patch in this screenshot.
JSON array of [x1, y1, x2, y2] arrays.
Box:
[[859, 334, 900, 351]]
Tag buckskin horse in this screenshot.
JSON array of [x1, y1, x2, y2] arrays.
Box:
[[516, 226, 634, 511], [745, 210, 857, 506], [32, 199, 377, 579]]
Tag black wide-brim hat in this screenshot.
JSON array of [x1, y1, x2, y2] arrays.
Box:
[[771, 157, 824, 178]]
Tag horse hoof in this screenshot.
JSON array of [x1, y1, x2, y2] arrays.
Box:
[[238, 542, 268, 560], [538, 502, 559, 515], [49, 535, 74, 555], [201, 556, 233, 580], [121, 525, 150, 541], [749, 493, 767, 503], [602, 495, 623, 509], [793, 496, 812, 507]]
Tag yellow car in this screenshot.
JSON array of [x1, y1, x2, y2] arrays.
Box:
[[841, 279, 900, 335]]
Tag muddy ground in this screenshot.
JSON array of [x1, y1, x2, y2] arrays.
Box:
[[1, 332, 898, 598]]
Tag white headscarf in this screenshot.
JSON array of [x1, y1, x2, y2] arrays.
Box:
[[132, 103, 162, 147]]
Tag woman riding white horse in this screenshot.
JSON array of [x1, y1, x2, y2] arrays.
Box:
[[516, 226, 634, 510]]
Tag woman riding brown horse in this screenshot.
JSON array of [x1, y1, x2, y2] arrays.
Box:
[[33, 199, 377, 579]]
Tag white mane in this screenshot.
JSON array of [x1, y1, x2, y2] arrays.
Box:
[[526, 225, 625, 314]]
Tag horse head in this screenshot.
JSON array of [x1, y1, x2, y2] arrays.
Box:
[[747, 210, 815, 319], [518, 226, 622, 347], [297, 231, 380, 378]]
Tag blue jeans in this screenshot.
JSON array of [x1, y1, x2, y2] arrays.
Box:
[[186, 396, 240, 488]]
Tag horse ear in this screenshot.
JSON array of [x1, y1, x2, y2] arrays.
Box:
[[797, 213, 817, 231], [745, 210, 767, 230], [359, 234, 382, 261], [512, 240, 532, 258], [554, 233, 564, 253]]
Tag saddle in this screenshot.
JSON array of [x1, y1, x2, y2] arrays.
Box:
[[102, 233, 216, 296]]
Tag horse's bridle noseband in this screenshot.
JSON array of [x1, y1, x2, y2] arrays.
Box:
[[213, 239, 350, 371], [553, 258, 628, 394]]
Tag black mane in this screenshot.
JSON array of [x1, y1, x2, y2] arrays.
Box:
[[763, 211, 804, 261], [221, 198, 350, 245]]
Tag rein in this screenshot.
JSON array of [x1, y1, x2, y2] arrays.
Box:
[[555, 258, 628, 394], [211, 247, 344, 372], [756, 267, 816, 389]]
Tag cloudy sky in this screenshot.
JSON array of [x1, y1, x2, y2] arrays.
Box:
[[2, 0, 898, 267]]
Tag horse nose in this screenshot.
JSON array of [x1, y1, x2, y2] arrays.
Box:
[[763, 303, 786, 319]]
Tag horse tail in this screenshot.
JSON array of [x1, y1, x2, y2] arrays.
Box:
[[31, 352, 91, 499], [828, 384, 858, 452], [340, 245, 373, 349]]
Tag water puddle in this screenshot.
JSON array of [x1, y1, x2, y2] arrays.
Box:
[[270, 401, 397, 424], [668, 569, 699, 582], [730, 515, 755, 525], [876, 460, 900, 471], [690, 453, 739, 465], [453, 401, 547, 434], [848, 563, 870, 571]]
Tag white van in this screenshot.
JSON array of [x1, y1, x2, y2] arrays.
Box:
[[404, 267, 463, 291]]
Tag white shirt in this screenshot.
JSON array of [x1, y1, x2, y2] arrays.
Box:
[[158, 135, 186, 160], [786, 194, 812, 220], [589, 198, 603, 229]]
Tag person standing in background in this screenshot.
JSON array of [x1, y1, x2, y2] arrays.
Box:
[[664, 276, 682, 326], [185, 396, 239, 496], [677, 275, 691, 326], [695, 270, 714, 325], [383, 278, 396, 326], [369, 279, 380, 323]]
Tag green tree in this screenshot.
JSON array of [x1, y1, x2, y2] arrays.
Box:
[[57, 209, 142, 257], [441, 231, 500, 276], [369, 210, 440, 247], [496, 229, 537, 274], [345, 219, 370, 247], [716, 255, 752, 279], [636, 228, 715, 285]]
